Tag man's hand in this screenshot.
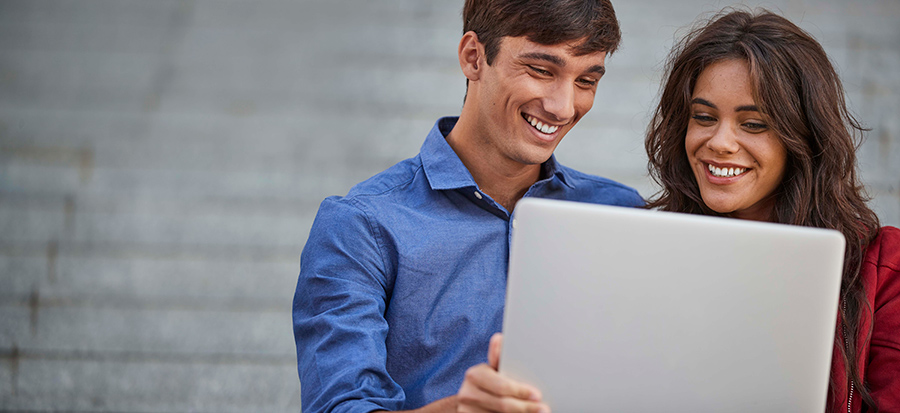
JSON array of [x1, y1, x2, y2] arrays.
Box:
[[456, 333, 550, 413]]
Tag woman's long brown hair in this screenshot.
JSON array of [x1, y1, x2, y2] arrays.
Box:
[[644, 9, 881, 411]]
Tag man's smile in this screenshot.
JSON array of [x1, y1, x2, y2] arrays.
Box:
[[522, 113, 561, 135]]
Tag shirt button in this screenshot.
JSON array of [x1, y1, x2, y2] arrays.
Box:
[[512, 218, 518, 229], [474, 191, 483, 200]]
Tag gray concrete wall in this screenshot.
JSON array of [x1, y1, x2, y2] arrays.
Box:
[[0, 0, 897, 411]]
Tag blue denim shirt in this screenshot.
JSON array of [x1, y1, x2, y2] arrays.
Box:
[[293, 117, 643, 412]]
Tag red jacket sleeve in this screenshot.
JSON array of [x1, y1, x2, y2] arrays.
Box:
[[865, 226, 900, 412]]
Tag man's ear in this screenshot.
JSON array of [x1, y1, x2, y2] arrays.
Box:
[[458, 31, 485, 82]]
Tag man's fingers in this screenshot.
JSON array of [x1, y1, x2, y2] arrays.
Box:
[[487, 333, 502, 369], [456, 382, 500, 413], [458, 388, 549, 413], [464, 364, 542, 402], [458, 369, 549, 413]]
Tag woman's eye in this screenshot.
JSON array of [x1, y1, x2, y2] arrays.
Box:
[[743, 122, 769, 132], [691, 114, 715, 123]]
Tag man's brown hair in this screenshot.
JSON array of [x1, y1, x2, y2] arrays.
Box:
[[462, 0, 621, 65]]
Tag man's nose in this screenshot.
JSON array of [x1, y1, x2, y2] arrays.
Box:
[[542, 81, 576, 122]]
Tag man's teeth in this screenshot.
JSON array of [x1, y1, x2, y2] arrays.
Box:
[[525, 115, 559, 134], [708, 164, 747, 177]]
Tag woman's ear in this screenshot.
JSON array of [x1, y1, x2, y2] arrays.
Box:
[[458, 31, 484, 82]]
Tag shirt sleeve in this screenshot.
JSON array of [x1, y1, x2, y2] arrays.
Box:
[[866, 226, 900, 412], [293, 196, 405, 413]]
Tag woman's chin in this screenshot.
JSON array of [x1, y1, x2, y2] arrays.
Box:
[[699, 195, 734, 215]]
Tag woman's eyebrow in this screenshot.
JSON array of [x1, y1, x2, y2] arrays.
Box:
[[691, 97, 716, 109], [690, 98, 758, 113]]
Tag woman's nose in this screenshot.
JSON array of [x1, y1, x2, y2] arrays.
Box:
[[706, 125, 740, 154]]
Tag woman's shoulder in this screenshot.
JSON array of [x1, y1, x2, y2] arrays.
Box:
[[861, 227, 900, 316], [864, 226, 900, 273]]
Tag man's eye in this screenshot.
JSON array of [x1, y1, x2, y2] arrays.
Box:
[[577, 78, 598, 87], [529, 66, 551, 76]]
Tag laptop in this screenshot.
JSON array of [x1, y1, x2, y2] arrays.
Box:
[[500, 198, 845, 412]]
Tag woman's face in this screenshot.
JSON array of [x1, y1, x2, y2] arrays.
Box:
[[685, 59, 787, 222]]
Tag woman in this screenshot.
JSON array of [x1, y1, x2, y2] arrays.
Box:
[[645, 9, 899, 413]]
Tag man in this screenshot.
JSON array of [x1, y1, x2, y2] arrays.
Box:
[[293, 0, 641, 411]]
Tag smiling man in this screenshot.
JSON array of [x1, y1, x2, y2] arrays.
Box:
[[293, 1, 642, 412]]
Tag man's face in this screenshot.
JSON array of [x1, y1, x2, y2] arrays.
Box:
[[470, 36, 607, 167]]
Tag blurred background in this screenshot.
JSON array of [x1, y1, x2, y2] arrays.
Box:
[[0, 0, 897, 411]]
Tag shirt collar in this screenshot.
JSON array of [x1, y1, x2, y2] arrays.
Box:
[[421, 117, 477, 190], [541, 153, 574, 189], [421, 116, 575, 191]]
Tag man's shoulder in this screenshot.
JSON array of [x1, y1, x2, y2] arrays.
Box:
[[557, 165, 644, 207], [560, 165, 639, 192], [339, 155, 427, 205], [309, 155, 427, 239]]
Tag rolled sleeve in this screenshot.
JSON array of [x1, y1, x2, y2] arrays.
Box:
[[293, 196, 404, 413]]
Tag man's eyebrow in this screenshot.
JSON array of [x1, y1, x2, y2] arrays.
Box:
[[520, 52, 564, 66], [586, 65, 605, 76], [519, 52, 606, 76]]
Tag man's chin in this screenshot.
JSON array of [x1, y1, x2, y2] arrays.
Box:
[[515, 150, 555, 167]]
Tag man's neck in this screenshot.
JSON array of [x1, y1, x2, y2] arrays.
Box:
[[445, 126, 543, 213]]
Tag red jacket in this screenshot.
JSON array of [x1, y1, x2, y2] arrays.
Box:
[[828, 226, 900, 413]]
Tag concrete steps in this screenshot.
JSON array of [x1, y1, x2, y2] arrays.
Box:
[[0, 0, 897, 411]]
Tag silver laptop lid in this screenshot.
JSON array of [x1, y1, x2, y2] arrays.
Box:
[[501, 198, 845, 412]]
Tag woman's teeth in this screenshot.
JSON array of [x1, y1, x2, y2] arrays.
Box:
[[708, 164, 747, 178], [525, 114, 559, 134]]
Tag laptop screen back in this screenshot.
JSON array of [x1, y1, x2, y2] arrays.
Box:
[[500, 198, 845, 412]]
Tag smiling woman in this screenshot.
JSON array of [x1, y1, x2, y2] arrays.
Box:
[[684, 58, 787, 222], [645, 8, 900, 413]]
